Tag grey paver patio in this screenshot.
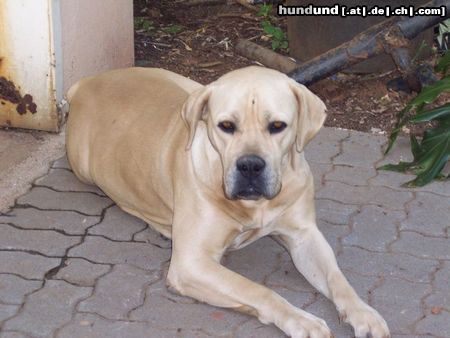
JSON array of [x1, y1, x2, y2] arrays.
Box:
[[0, 127, 449, 338]]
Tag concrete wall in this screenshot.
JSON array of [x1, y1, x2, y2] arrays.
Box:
[[60, 0, 134, 94]]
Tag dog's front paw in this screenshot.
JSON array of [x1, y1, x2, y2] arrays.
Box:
[[339, 302, 390, 338], [283, 311, 333, 338]]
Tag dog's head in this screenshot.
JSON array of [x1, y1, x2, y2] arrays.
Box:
[[182, 66, 326, 201]]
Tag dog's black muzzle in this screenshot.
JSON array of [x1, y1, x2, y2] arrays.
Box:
[[231, 155, 268, 200]]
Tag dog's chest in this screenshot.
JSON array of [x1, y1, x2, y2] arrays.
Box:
[[228, 219, 275, 250], [226, 203, 282, 250], [228, 228, 266, 250]]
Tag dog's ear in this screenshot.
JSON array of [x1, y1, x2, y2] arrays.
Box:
[[181, 86, 212, 150], [289, 80, 327, 152]]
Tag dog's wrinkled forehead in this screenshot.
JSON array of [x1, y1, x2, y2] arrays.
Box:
[[208, 67, 297, 115]]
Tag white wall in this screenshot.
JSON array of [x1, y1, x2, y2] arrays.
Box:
[[0, 0, 134, 132], [60, 0, 134, 94], [0, 0, 59, 131]]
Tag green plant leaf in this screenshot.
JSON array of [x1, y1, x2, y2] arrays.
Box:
[[134, 17, 155, 35], [382, 66, 450, 187], [389, 124, 450, 186], [272, 40, 280, 50], [262, 21, 276, 35], [436, 51, 450, 75], [257, 4, 272, 17], [162, 24, 183, 34], [410, 134, 423, 160], [403, 137, 450, 187], [261, 20, 288, 51], [378, 162, 413, 172], [385, 102, 415, 154], [409, 77, 450, 107], [410, 103, 450, 123], [421, 125, 450, 150]]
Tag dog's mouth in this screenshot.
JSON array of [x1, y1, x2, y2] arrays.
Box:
[[234, 184, 264, 200], [225, 163, 281, 201], [229, 178, 277, 200]]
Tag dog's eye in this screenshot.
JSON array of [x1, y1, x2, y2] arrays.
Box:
[[268, 121, 287, 134], [218, 121, 236, 134]]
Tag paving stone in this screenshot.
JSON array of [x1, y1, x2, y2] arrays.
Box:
[[0, 252, 60, 280], [0, 208, 99, 235], [391, 232, 450, 260], [133, 227, 172, 249], [34, 169, 105, 195], [339, 270, 380, 304], [68, 236, 170, 270], [391, 335, 434, 338], [54, 258, 111, 287], [88, 205, 147, 241], [316, 199, 358, 225], [305, 296, 354, 337], [121, 282, 223, 338], [308, 162, 332, 189], [339, 246, 438, 283], [376, 137, 413, 168], [375, 138, 450, 196], [3, 280, 91, 338], [333, 130, 385, 168], [273, 286, 316, 311], [369, 170, 417, 190], [57, 312, 178, 338], [0, 304, 19, 322], [416, 310, 450, 337], [129, 284, 247, 335], [79, 264, 159, 320], [17, 187, 112, 215], [0, 331, 32, 338], [317, 221, 349, 252], [0, 224, 80, 257], [1, 128, 449, 336], [325, 165, 376, 186], [371, 277, 430, 334], [401, 192, 450, 237], [51, 155, 71, 170], [342, 205, 404, 252], [424, 262, 450, 311], [0, 275, 41, 304], [175, 329, 213, 338], [223, 237, 284, 284], [137, 279, 196, 306], [273, 271, 377, 337], [316, 181, 413, 210], [234, 318, 284, 338], [412, 180, 450, 197], [304, 128, 349, 164], [265, 254, 315, 293]]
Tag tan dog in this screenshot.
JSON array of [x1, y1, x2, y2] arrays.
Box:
[[66, 67, 390, 338]]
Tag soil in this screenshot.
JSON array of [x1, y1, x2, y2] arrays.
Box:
[[134, 0, 445, 135]]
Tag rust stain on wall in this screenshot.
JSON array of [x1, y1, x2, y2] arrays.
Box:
[[0, 1, 56, 131], [0, 76, 38, 115]]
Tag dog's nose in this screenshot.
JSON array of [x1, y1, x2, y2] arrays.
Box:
[[236, 155, 266, 178]]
